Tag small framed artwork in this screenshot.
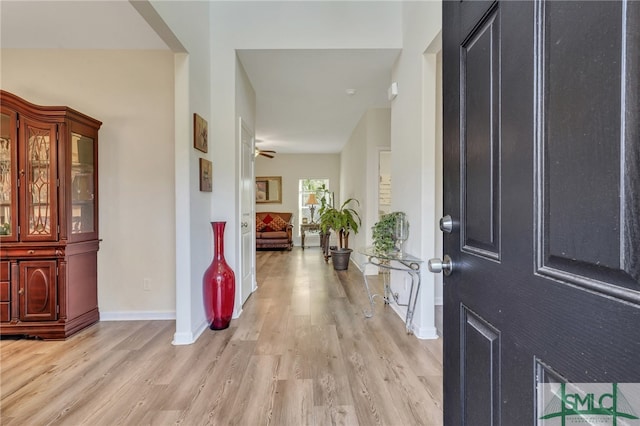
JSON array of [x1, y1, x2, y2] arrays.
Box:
[[194, 113, 208, 153], [199, 158, 212, 192], [255, 176, 282, 203]]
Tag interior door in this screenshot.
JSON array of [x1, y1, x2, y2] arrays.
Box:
[[239, 118, 256, 306], [440, 1, 640, 424]]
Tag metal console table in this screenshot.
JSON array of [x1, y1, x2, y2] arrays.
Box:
[[358, 247, 424, 334]]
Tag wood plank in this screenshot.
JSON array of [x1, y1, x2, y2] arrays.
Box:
[[271, 379, 314, 425], [254, 302, 291, 356], [277, 314, 312, 380], [309, 323, 354, 408], [364, 316, 443, 424], [173, 339, 256, 424], [313, 404, 360, 426], [231, 296, 273, 341], [330, 296, 403, 425], [226, 354, 281, 425]]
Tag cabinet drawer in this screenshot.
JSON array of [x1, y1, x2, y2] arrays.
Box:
[[0, 281, 8, 301], [0, 302, 9, 322], [19, 248, 64, 258], [0, 261, 8, 281]]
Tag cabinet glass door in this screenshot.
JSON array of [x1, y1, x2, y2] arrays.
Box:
[[22, 119, 57, 241], [0, 112, 16, 240], [71, 132, 95, 235]]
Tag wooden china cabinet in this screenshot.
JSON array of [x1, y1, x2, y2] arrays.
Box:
[[0, 90, 102, 339]]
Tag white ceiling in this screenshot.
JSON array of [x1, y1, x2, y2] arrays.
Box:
[[0, 1, 169, 50], [1, 1, 399, 155], [238, 49, 399, 154]]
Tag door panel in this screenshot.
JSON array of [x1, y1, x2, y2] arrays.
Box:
[[461, 6, 501, 259], [537, 0, 640, 296], [443, 1, 640, 424], [461, 306, 501, 426], [543, 2, 622, 271], [20, 260, 57, 321], [20, 118, 58, 242]]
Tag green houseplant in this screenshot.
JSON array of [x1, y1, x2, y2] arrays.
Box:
[[319, 198, 361, 270], [372, 211, 406, 253]]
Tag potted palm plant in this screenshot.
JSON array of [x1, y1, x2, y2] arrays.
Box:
[[319, 198, 361, 270]]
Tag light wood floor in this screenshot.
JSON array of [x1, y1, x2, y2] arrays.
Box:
[[1, 247, 443, 425]]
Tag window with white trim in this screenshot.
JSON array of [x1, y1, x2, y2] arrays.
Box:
[[298, 179, 331, 231]]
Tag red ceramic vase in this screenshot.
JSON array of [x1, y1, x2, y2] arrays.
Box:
[[203, 221, 236, 330]]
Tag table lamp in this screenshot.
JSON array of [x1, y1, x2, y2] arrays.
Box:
[[306, 193, 318, 223]]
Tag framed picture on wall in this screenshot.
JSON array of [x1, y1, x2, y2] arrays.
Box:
[[199, 158, 212, 192], [194, 113, 208, 153], [256, 176, 282, 203]]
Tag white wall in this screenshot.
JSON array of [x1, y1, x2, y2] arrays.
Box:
[[0, 49, 176, 318], [255, 153, 340, 247], [365, 109, 392, 258], [236, 56, 256, 130], [340, 110, 367, 254], [148, 0, 212, 344], [340, 108, 391, 270], [389, 1, 442, 339]]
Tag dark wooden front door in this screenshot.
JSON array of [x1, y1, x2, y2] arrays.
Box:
[[442, 1, 640, 424]]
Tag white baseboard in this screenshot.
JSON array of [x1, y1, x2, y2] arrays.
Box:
[[173, 307, 246, 346], [100, 311, 176, 321], [173, 319, 207, 345], [387, 301, 406, 318], [352, 257, 364, 272], [386, 302, 439, 340], [172, 331, 196, 346], [411, 324, 439, 340]]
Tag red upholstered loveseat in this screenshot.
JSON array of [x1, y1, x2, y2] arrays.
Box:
[[256, 212, 293, 250]]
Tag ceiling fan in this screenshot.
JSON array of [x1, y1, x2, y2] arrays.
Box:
[[255, 141, 276, 159]]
